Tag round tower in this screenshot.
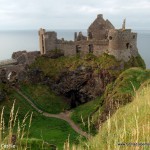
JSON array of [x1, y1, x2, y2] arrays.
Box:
[[108, 29, 120, 51], [108, 29, 137, 61], [108, 29, 134, 51]]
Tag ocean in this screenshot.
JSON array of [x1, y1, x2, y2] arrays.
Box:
[[0, 30, 150, 68]]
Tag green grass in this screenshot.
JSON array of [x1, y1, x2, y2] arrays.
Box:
[[31, 53, 145, 81], [87, 67, 150, 128], [113, 67, 150, 93], [0, 53, 146, 149], [20, 83, 70, 114], [103, 67, 150, 107], [78, 82, 150, 150], [71, 97, 103, 134], [71, 67, 150, 135], [19, 138, 56, 150], [30, 116, 80, 149], [124, 54, 146, 69], [0, 89, 80, 149]]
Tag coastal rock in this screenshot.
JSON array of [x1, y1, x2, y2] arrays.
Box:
[[12, 50, 40, 65], [26, 53, 145, 108], [12, 50, 27, 59], [28, 65, 115, 108], [52, 68, 115, 107]]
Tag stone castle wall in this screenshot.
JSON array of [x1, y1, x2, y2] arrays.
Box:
[[38, 14, 139, 62], [57, 42, 76, 56], [44, 32, 57, 51], [56, 40, 109, 56]]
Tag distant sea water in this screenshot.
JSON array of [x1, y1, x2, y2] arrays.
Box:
[[0, 29, 150, 68]]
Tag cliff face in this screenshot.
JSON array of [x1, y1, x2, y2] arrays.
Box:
[[28, 65, 116, 108], [49, 66, 115, 107], [0, 50, 146, 108]]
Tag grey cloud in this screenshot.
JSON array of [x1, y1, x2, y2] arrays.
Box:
[[0, 0, 150, 29]]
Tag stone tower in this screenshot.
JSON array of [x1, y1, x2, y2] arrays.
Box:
[[108, 29, 138, 61], [38, 28, 57, 54]]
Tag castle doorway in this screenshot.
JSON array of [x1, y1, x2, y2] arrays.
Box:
[[89, 44, 94, 53]]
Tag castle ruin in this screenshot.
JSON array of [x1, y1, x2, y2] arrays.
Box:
[[38, 14, 138, 62]]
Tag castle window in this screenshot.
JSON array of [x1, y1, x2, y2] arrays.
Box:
[[133, 35, 135, 39], [76, 45, 81, 54], [88, 32, 93, 39], [109, 36, 112, 40], [89, 44, 94, 53], [126, 43, 130, 49]]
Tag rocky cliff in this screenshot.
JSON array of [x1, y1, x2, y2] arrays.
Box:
[[27, 52, 145, 108]]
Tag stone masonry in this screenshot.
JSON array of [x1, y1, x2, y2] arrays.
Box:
[[39, 14, 138, 62]]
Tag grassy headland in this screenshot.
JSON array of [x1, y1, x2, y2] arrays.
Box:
[[0, 52, 147, 149]]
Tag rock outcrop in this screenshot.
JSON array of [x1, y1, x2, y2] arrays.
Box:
[[28, 65, 116, 108], [12, 50, 40, 65], [26, 52, 145, 108]]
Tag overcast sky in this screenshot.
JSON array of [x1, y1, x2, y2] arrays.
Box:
[[0, 0, 150, 30]]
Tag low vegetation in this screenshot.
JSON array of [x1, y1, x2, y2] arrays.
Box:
[[71, 97, 103, 134], [87, 67, 150, 127], [31, 53, 145, 80], [71, 67, 150, 135], [0, 53, 147, 149], [20, 83, 70, 113], [0, 89, 80, 149], [105, 67, 150, 103], [75, 82, 150, 150]]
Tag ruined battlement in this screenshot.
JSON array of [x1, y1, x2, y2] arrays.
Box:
[[39, 14, 138, 62]]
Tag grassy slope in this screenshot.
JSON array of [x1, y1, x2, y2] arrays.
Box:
[[0, 53, 146, 149], [104, 67, 150, 105], [29, 53, 146, 132], [78, 83, 150, 150], [20, 83, 70, 113], [71, 97, 103, 134], [0, 89, 79, 149], [71, 68, 150, 132]]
